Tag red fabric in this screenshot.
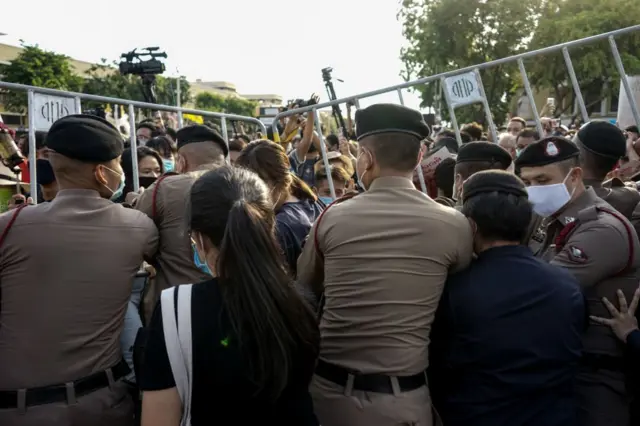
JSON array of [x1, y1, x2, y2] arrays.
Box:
[[17, 161, 29, 183], [555, 221, 577, 253]]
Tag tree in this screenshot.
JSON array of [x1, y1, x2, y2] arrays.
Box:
[[195, 92, 258, 117], [399, 0, 545, 126], [0, 43, 83, 112], [526, 0, 640, 119]]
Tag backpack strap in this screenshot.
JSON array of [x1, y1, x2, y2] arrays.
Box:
[[0, 204, 27, 248], [151, 175, 171, 220], [161, 284, 193, 426]]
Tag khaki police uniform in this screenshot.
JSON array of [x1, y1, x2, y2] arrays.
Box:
[[298, 176, 473, 426], [135, 172, 211, 321], [537, 187, 640, 426], [586, 177, 640, 235], [135, 124, 227, 321], [0, 190, 158, 426]]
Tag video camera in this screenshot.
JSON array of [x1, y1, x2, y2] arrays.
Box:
[[119, 47, 167, 76]]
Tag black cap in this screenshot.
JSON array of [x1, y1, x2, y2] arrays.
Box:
[[462, 170, 527, 203], [456, 141, 512, 169], [176, 125, 228, 156], [355, 104, 430, 141], [515, 136, 578, 168], [36, 159, 56, 185], [575, 121, 626, 159], [45, 114, 124, 162], [432, 136, 459, 154]]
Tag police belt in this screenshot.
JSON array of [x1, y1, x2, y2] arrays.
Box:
[[0, 359, 130, 409], [315, 359, 426, 394], [580, 353, 625, 373]]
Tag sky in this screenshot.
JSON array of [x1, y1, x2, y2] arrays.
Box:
[[0, 0, 424, 112]]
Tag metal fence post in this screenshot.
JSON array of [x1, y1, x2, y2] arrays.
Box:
[[474, 68, 499, 144], [27, 90, 37, 204], [74, 96, 82, 114], [517, 59, 544, 137], [562, 47, 589, 124], [128, 104, 139, 192], [397, 89, 405, 106], [313, 109, 336, 200], [609, 36, 640, 129], [440, 77, 463, 145]]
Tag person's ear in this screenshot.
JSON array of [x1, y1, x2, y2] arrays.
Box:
[[176, 155, 186, 174], [94, 165, 109, 186], [571, 166, 583, 183]]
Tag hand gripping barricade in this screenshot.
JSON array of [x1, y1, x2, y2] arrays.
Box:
[[272, 25, 640, 201], [0, 81, 267, 205]]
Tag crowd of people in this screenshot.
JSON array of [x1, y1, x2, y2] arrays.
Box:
[[0, 101, 639, 426]]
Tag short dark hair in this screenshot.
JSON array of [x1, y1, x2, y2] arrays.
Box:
[[461, 123, 483, 141], [460, 132, 472, 143], [137, 122, 163, 137], [517, 128, 540, 143], [438, 129, 456, 139], [557, 156, 581, 175], [315, 165, 352, 184], [145, 136, 175, 159], [325, 134, 339, 147], [462, 191, 532, 242], [361, 133, 421, 172], [578, 146, 615, 180], [434, 158, 456, 198]]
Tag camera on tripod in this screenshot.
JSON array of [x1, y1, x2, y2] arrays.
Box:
[[119, 47, 167, 76]]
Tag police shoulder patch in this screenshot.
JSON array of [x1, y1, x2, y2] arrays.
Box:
[[567, 245, 588, 263]]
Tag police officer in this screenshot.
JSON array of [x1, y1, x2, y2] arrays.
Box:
[[575, 120, 640, 236], [134, 125, 226, 320], [429, 170, 585, 426], [516, 136, 640, 426], [0, 115, 159, 426], [297, 103, 474, 426], [452, 141, 513, 202]]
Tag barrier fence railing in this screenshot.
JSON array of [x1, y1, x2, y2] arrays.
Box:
[[272, 24, 640, 200], [0, 81, 267, 204]]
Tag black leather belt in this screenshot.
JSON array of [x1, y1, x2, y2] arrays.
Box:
[[580, 353, 625, 373], [0, 359, 130, 409], [315, 359, 426, 394]]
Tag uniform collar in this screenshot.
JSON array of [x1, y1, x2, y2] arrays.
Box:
[[54, 189, 103, 199], [369, 176, 416, 191], [583, 177, 603, 189], [552, 186, 599, 226]]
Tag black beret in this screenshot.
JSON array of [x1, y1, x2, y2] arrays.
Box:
[[432, 136, 459, 154], [36, 159, 56, 185], [456, 141, 512, 169], [176, 125, 228, 156], [575, 121, 626, 159], [515, 136, 578, 168], [462, 170, 527, 203], [355, 104, 430, 141], [45, 114, 124, 162]]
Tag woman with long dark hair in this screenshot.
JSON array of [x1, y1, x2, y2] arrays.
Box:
[[118, 146, 164, 203], [236, 140, 323, 275], [139, 165, 320, 426]]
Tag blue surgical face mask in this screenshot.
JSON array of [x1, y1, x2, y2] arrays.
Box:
[[111, 175, 125, 201], [319, 196, 334, 206], [191, 240, 212, 275], [163, 159, 175, 173], [100, 166, 125, 201]]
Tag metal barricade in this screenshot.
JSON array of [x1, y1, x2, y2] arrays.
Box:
[[0, 81, 267, 204], [273, 25, 640, 200]]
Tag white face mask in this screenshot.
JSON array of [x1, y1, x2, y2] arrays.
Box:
[[526, 170, 575, 217]]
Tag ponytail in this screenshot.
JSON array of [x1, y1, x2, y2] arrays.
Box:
[[216, 200, 319, 401]]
